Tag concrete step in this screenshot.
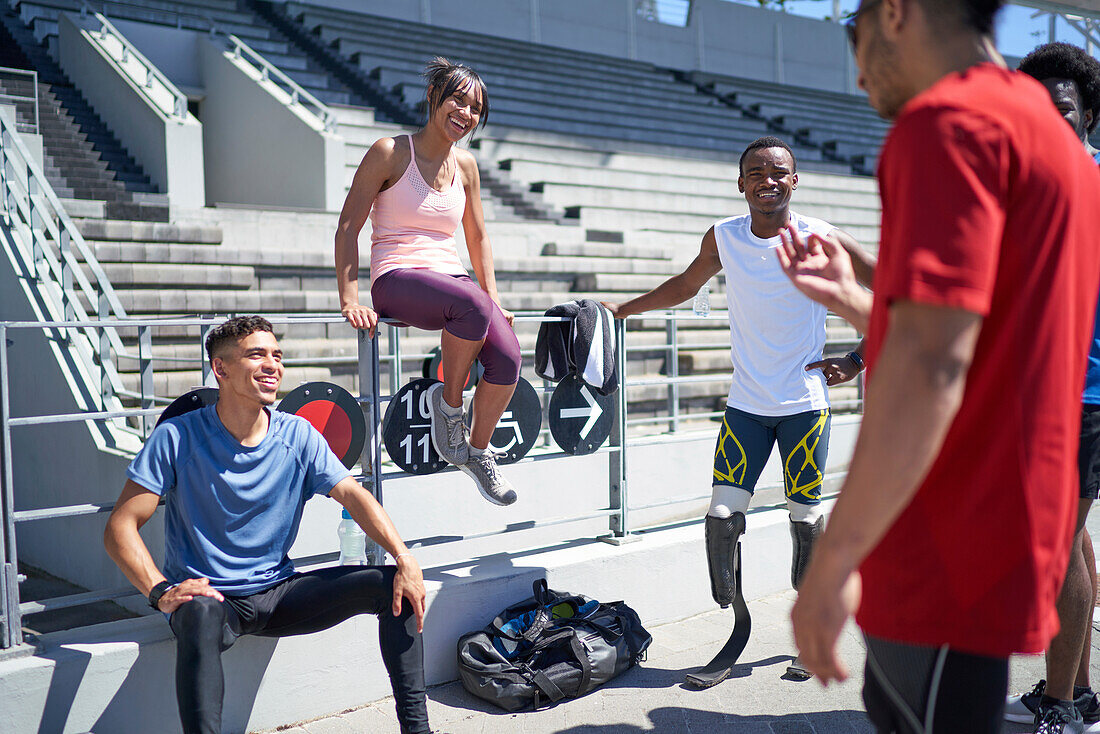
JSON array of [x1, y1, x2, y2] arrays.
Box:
[[76, 219, 223, 244], [93, 263, 256, 289], [78, 288, 339, 315], [540, 241, 673, 261]]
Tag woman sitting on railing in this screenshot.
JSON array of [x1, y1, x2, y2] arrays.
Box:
[[334, 57, 521, 507]]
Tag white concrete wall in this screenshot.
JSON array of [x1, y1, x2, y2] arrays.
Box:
[[292, 0, 859, 94], [198, 39, 345, 211], [56, 14, 205, 209], [107, 19, 205, 92]]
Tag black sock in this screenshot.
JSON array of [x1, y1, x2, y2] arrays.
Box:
[[1075, 685, 1094, 698], [1040, 694, 1073, 708]]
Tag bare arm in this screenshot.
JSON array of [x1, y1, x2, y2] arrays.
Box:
[[329, 477, 426, 631], [603, 227, 723, 318], [457, 151, 512, 325], [791, 301, 983, 682], [104, 480, 223, 612], [830, 229, 876, 290], [335, 137, 400, 335]]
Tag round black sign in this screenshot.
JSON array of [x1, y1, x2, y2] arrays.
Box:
[[382, 378, 447, 475], [156, 387, 218, 427], [422, 346, 482, 390], [464, 377, 542, 465], [278, 382, 366, 470], [548, 375, 615, 456]]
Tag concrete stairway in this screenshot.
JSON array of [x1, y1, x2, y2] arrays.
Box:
[[275, 1, 834, 169], [0, 5, 168, 220], [13, 0, 363, 106], [470, 129, 882, 258]]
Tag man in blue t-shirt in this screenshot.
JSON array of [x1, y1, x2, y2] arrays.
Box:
[[104, 316, 431, 734], [1003, 43, 1100, 732]]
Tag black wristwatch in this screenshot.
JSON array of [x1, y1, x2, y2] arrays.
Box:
[[846, 351, 866, 372], [148, 580, 175, 610]]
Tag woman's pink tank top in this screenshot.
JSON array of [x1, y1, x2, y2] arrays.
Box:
[[369, 134, 468, 280]]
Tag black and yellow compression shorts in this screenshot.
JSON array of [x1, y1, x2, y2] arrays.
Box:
[[712, 405, 831, 505]]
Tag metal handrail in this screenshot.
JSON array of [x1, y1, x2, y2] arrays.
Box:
[[0, 106, 132, 443], [80, 7, 189, 120], [225, 34, 339, 133], [0, 310, 864, 649], [0, 66, 39, 135]]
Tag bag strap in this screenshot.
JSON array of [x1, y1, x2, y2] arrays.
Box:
[[529, 669, 566, 704], [569, 634, 594, 694]]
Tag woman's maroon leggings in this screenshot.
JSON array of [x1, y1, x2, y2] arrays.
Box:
[[371, 268, 521, 385]]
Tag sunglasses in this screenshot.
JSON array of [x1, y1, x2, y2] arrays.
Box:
[[844, 0, 884, 50]]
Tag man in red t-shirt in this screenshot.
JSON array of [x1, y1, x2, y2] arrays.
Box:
[[775, 1, 1100, 731]]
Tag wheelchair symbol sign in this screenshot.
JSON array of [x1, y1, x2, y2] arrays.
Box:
[[466, 377, 541, 465]]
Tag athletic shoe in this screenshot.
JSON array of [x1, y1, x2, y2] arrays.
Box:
[[1007, 681, 1100, 725], [427, 383, 468, 466], [1036, 699, 1085, 734], [1006, 680, 1047, 723], [1078, 689, 1100, 724], [784, 656, 813, 681], [460, 450, 517, 506]]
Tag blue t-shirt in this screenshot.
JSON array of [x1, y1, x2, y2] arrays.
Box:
[[127, 406, 352, 595], [1083, 149, 1100, 405]]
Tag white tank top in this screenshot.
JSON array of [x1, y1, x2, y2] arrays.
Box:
[[712, 212, 835, 416]]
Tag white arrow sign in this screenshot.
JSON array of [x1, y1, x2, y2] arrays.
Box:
[[559, 385, 603, 439]]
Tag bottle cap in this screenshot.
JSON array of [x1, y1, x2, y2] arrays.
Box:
[[341, 508, 352, 520]]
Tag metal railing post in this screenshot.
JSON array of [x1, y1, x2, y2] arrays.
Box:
[[0, 126, 8, 224], [666, 313, 679, 433], [200, 320, 215, 386], [27, 166, 42, 281], [98, 288, 111, 410], [0, 325, 24, 648], [138, 325, 153, 436], [387, 325, 400, 396], [606, 319, 630, 540], [358, 329, 384, 564], [59, 228, 72, 343]]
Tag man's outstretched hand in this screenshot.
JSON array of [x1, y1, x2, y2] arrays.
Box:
[[777, 226, 871, 333], [392, 555, 427, 633]]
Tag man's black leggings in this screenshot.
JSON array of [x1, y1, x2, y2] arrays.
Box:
[[168, 565, 429, 734], [862, 634, 1007, 733]]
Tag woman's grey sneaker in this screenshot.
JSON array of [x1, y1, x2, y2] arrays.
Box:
[[1006, 679, 1047, 723], [460, 450, 517, 506], [427, 383, 468, 465], [1035, 699, 1084, 734]]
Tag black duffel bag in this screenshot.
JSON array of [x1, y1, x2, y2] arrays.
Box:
[[457, 579, 653, 711]]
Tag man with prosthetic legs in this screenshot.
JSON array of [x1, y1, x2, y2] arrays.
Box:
[[603, 136, 875, 685]]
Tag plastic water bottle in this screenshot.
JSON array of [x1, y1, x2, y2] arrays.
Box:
[[337, 509, 368, 565], [693, 284, 711, 318]]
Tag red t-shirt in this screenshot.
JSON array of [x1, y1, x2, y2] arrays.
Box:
[[856, 64, 1100, 657]]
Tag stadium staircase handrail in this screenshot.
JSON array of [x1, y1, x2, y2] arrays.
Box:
[[0, 66, 39, 135], [0, 106, 135, 448], [78, 5, 189, 121], [224, 33, 338, 134]]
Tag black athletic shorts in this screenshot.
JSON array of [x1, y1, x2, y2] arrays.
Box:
[[1079, 404, 1100, 501], [863, 635, 1008, 734]]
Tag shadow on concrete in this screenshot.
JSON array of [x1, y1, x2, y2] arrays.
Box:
[[26, 619, 276, 733], [550, 706, 874, 733]]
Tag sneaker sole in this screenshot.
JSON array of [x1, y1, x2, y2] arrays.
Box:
[[1004, 712, 1037, 724], [426, 383, 467, 466], [458, 463, 515, 506]]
